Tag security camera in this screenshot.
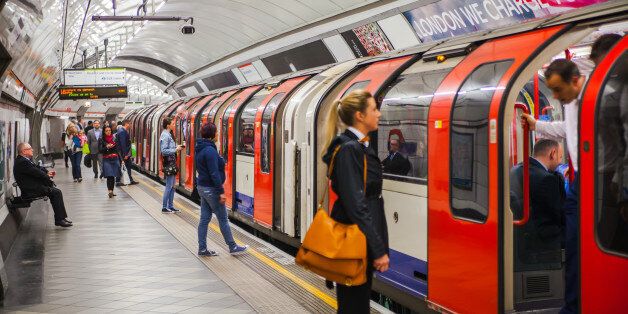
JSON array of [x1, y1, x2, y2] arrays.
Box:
[[181, 24, 195, 35]]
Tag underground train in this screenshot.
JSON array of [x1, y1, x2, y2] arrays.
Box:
[[125, 5, 627, 313]]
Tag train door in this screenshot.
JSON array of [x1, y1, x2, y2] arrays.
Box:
[[253, 76, 309, 228], [177, 97, 203, 188], [156, 101, 183, 178], [142, 105, 161, 170], [579, 36, 627, 313], [234, 88, 270, 219], [376, 56, 463, 298], [426, 26, 566, 314], [223, 86, 262, 211], [182, 94, 216, 194]]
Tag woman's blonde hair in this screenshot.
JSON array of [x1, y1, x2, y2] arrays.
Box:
[[66, 124, 78, 136], [323, 89, 373, 153]]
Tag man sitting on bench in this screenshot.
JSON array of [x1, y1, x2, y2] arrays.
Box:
[[13, 143, 73, 228]]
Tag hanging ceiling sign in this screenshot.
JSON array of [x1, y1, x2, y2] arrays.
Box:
[[64, 68, 126, 86], [403, 0, 609, 43], [58, 86, 128, 100]]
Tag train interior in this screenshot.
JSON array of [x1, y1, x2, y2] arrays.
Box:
[[505, 20, 627, 311]]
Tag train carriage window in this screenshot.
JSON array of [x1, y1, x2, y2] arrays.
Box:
[[261, 93, 285, 173], [450, 60, 513, 223], [595, 51, 628, 256], [221, 99, 238, 161], [236, 95, 265, 155], [379, 67, 453, 182], [342, 80, 371, 97]]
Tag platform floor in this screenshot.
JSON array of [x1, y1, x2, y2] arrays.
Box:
[[0, 161, 382, 314]]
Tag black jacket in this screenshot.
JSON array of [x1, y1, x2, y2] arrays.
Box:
[[98, 137, 119, 158], [510, 157, 565, 268], [322, 130, 389, 259], [13, 155, 54, 197], [382, 152, 411, 176]]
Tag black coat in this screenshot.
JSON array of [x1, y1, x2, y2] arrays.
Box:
[[510, 157, 565, 267], [322, 130, 389, 260], [382, 152, 411, 176], [98, 136, 119, 158], [13, 155, 54, 198]]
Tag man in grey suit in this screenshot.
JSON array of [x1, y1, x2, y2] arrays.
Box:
[[86, 120, 103, 178]]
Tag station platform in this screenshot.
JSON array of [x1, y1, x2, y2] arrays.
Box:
[[1, 161, 387, 314]]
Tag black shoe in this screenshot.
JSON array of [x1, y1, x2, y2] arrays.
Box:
[[55, 220, 72, 227], [169, 208, 180, 213], [162, 208, 174, 214], [78, 178, 82, 182], [108, 192, 114, 198], [198, 249, 218, 257], [116, 182, 126, 187], [129, 181, 139, 185], [94, 174, 98, 179]]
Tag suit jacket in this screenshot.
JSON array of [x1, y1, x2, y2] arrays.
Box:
[[86, 128, 102, 154], [322, 130, 389, 260], [13, 155, 54, 197], [116, 127, 132, 157], [382, 152, 411, 176], [510, 157, 565, 268]]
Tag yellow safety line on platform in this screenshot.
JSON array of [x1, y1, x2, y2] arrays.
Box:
[[137, 179, 338, 309]]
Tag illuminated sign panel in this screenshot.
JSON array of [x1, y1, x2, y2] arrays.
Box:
[[58, 86, 128, 100], [64, 68, 126, 86]]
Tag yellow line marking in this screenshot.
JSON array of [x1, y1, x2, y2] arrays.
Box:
[[135, 178, 338, 309]]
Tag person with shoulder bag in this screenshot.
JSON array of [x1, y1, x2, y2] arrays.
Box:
[[160, 117, 183, 214], [66, 125, 83, 182], [297, 89, 389, 313], [98, 125, 122, 198]]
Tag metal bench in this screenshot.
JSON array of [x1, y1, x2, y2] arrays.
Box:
[[7, 182, 49, 210]]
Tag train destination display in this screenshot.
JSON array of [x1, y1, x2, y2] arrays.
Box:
[[58, 86, 128, 100]]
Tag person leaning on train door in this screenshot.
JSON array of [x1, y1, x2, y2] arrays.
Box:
[[322, 89, 389, 314], [160, 117, 184, 214], [521, 59, 584, 314]]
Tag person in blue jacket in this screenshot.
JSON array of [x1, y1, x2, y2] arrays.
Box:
[[195, 122, 248, 256]]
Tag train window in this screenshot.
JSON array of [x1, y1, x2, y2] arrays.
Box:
[[221, 99, 238, 161], [236, 95, 265, 155], [595, 51, 628, 256], [379, 67, 453, 182], [261, 93, 285, 173], [342, 80, 371, 97], [450, 60, 513, 223]]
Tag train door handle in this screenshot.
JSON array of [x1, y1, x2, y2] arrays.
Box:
[[514, 103, 530, 226], [393, 212, 399, 223]]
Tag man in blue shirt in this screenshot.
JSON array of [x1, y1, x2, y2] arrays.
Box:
[[116, 119, 138, 185]]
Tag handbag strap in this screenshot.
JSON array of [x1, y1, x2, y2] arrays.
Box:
[[318, 137, 368, 211]]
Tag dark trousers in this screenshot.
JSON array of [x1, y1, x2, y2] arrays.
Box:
[[106, 177, 115, 191], [46, 187, 68, 222], [70, 152, 82, 179], [561, 173, 579, 314], [336, 265, 373, 314], [63, 150, 70, 166], [91, 154, 102, 177]]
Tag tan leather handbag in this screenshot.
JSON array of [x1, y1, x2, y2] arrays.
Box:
[[295, 144, 367, 286]]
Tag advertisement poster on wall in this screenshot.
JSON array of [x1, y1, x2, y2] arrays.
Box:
[[403, 0, 609, 43], [341, 22, 394, 58]]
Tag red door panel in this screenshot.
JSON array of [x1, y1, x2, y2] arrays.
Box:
[[225, 86, 262, 209], [254, 76, 310, 227], [176, 97, 204, 186], [201, 90, 239, 125], [579, 36, 628, 314], [183, 94, 216, 192], [427, 26, 564, 313]]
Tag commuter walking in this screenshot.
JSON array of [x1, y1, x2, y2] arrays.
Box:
[[84, 120, 93, 134], [99, 125, 121, 198], [160, 117, 183, 213], [195, 122, 248, 256], [321, 89, 389, 313], [116, 119, 138, 185], [87, 120, 103, 179], [66, 125, 83, 182]]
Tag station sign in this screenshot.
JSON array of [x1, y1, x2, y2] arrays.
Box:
[[58, 86, 128, 100], [63, 68, 126, 86], [403, 0, 609, 43]]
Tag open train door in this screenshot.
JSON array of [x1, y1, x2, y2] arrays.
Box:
[[579, 35, 628, 313], [427, 26, 565, 313]]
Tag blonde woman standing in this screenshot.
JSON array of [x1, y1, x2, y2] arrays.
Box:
[[321, 89, 389, 313]]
